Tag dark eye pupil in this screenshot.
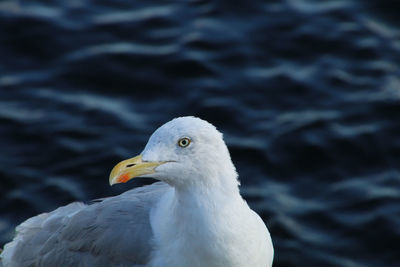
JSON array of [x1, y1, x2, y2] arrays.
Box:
[[179, 138, 189, 147]]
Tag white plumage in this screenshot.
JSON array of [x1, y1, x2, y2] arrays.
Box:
[[1, 116, 273, 267]]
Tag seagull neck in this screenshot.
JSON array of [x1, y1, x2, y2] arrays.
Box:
[[173, 162, 240, 196], [172, 178, 241, 210]]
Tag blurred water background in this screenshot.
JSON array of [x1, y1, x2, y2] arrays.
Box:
[[1, 0, 400, 266]]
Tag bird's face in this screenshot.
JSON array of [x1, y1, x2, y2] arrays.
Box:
[[109, 117, 235, 188]]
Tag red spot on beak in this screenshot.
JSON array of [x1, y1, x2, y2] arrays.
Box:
[[118, 173, 130, 183]]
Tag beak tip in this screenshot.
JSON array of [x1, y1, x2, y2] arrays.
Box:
[[109, 176, 117, 186], [109, 173, 131, 186]]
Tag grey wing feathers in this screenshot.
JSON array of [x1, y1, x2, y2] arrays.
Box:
[[0, 182, 170, 267]]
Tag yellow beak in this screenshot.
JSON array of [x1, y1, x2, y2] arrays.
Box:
[[109, 155, 166, 185]]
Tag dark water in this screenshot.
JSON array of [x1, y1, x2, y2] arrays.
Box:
[[1, 0, 400, 266]]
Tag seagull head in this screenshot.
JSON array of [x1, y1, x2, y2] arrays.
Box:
[[109, 116, 238, 189]]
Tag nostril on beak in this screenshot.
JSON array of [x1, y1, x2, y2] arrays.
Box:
[[126, 164, 136, 168]]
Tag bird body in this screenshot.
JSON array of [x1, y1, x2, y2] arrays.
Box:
[[150, 182, 273, 267], [1, 117, 273, 267]]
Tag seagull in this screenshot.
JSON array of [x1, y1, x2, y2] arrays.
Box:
[[1, 116, 274, 267]]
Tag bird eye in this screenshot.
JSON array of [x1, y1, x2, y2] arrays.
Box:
[[178, 137, 191, 148]]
